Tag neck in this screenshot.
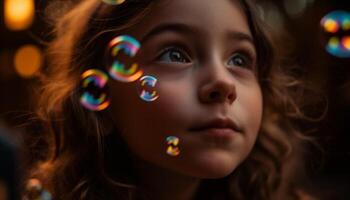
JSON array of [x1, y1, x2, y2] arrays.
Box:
[[133, 158, 201, 200]]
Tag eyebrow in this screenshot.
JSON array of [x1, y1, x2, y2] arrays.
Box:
[[140, 23, 194, 43], [140, 22, 255, 46], [227, 31, 255, 45]]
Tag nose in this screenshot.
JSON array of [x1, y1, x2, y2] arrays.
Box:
[[198, 65, 237, 105]]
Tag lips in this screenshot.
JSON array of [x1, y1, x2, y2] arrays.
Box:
[[189, 118, 242, 133]]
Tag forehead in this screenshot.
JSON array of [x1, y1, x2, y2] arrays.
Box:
[[127, 0, 252, 40]]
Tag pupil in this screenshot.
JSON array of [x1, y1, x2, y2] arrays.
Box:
[[170, 51, 182, 61], [234, 57, 243, 66]]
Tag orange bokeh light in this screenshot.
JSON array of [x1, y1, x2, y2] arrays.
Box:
[[4, 0, 35, 31], [342, 36, 350, 50], [14, 45, 43, 78], [323, 19, 339, 33]]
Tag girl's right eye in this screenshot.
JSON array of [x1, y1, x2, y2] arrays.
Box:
[[156, 47, 191, 64]]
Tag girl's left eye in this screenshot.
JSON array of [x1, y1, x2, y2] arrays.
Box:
[[156, 47, 191, 64], [227, 53, 253, 69]]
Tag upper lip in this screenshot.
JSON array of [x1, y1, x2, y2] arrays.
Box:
[[189, 118, 243, 133]]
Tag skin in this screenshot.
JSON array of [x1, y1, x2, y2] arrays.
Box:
[[107, 0, 263, 199]]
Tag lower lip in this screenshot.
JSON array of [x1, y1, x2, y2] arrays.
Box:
[[192, 128, 237, 139]]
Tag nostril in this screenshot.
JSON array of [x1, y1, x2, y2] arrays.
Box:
[[228, 93, 234, 101], [209, 91, 220, 100], [200, 81, 236, 104]]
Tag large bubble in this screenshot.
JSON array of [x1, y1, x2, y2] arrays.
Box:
[[108, 35, 144, 82], [80, 69, 110, 111]]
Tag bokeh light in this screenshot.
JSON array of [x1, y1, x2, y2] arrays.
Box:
[[321, 10, 350, 58], [25, 178, 52, 200], [4, 0, 35, 31], [257, 2, 285, 31], [283, 0, 309, 18], [328, 37, 340, 50], [343, 19, 350, 31], [323, 19, 339, 33], [26, 178, 42, 192], [14, 45, 42, 78], [343, 36, 350, 50], [0, 181, 8, 200]]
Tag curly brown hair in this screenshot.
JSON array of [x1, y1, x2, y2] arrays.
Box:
[[26, 0, 316, 199]]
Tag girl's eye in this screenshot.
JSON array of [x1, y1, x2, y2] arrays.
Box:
[[227, 53, 253, 69], [157, 48, 191, 63]]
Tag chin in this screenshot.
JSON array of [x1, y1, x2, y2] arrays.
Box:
[[196, 168, 236, 179], [183, 151, 243, 179]]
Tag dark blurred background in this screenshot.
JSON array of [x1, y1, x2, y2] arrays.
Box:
[[0, 0, 349, 199]]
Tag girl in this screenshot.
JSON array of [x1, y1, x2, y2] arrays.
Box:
[[25, 0, 314, 199]]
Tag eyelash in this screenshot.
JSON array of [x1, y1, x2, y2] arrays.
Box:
[[227, 51, 255, 70], [156, 46, 192, 64], [155, 46, 255, 69]]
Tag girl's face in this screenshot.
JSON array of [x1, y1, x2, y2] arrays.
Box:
[[108, 0, 263, 178]]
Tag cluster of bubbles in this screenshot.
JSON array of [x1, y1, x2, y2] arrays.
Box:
[[86, 0, 177, 157], [79, 32, 179, 156], [80, 35, 160, 111], [166, 136, 181, 157], [24, 179, 52, 200], [321, 10, 350, 58]]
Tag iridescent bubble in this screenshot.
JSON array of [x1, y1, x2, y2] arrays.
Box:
[[138, 75, 159, 102], [80, 69, 110, 111], [102, 0, 126, 5], [321, 10, 350, 58], [166, 136, 180, 157], [108, 35, 143, 82]]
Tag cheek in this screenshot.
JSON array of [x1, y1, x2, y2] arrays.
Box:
[[237, 83, 263, 144], [108, 83, 163, 163], [107, 79, 193, 160]]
